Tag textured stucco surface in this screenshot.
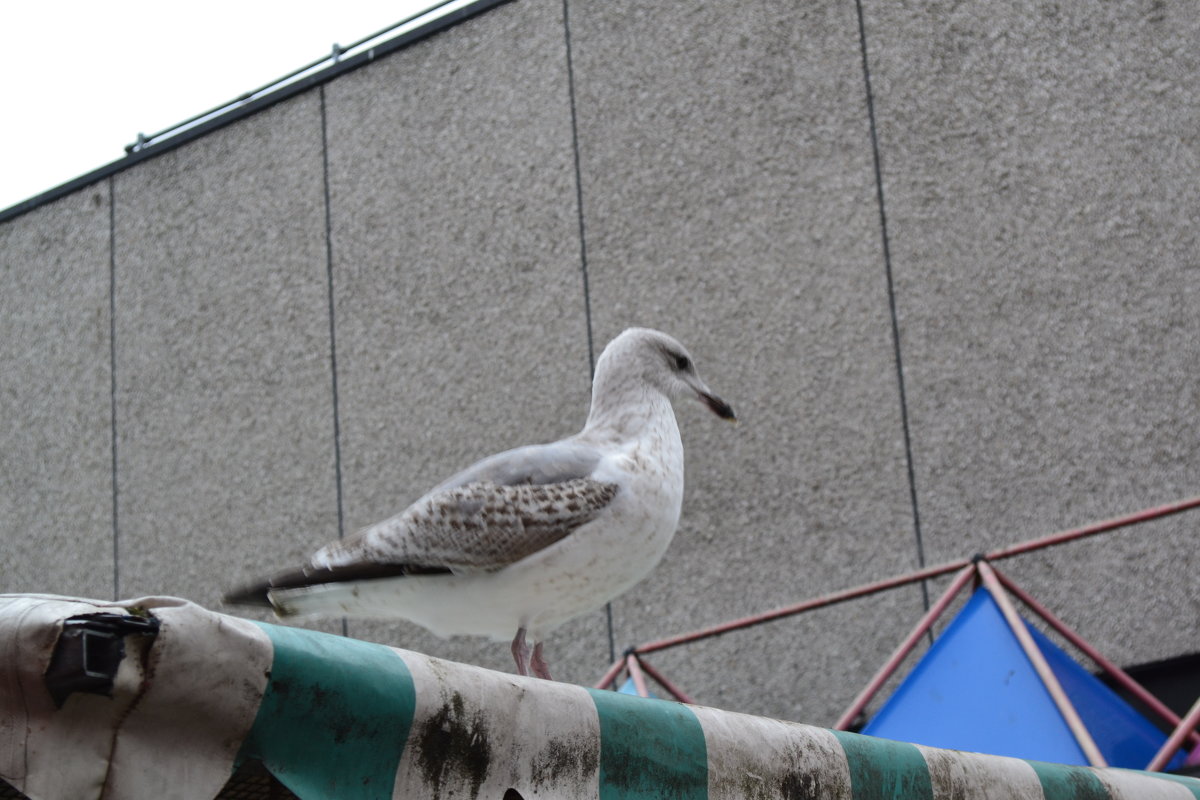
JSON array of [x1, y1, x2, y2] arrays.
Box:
[[321, 0, 603, 681], [111, 94, 340, 630], [0, 190, 114, 599], [863, 0, 1200, 669], [567, 0, 926, 723], [1, 0, 1197, 729]]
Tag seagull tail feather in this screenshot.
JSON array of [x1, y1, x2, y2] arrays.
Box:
[[222, 581, 275, 609], [222, 562, 453, 618]]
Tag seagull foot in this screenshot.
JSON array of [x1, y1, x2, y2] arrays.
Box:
[[530, 641, 553, 681], [511, 627, 531, 676]]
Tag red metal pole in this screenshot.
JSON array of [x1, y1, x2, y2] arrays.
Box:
[[977, 561, 1107, 767], [1147, 693, 1200, 772], [631, 496, 1200, 657], [634, 657, 697, 705], [992, 565, 1200, 748], [626, 653, 650, 698], [594, 657, 625, 691], [833, 564, 976, 730], [634, 559, 971, 655], [984, 495, 1200, 562]]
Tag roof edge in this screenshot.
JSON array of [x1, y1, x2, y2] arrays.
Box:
[[0, 0, 514, 225]]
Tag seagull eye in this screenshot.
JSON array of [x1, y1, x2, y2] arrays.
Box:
[[673, 354, 690, 371]]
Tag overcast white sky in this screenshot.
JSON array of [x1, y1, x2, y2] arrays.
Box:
[[1, 1, 455, 212]]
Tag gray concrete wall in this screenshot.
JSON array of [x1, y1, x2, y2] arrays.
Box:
[[111, 93, 344, 637], [2, 0, 1197, 727], [567, 0, 925, 722], [1, 190, 114, 600], [865, 0, 1200, 668], [322, 0, 600, 675]]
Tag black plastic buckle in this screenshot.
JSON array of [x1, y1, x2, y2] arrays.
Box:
[[43, 612, 161, 708]]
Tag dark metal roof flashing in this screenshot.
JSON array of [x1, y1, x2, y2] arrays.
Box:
[[0, 0, 514, 224]]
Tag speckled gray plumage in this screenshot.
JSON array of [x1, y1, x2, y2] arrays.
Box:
[[316, 477, 618, 571]]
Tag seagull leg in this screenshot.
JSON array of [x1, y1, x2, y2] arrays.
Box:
[[530, 641, 553, 681], [511, 627, 531, 676]]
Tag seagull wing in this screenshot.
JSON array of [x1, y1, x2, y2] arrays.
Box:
[[330, 475, 619, 571], [223, 440, 617, 606]]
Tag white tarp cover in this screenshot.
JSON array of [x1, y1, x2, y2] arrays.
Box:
[[1, 594, 271, 800], [3, 593, 1199, 800]]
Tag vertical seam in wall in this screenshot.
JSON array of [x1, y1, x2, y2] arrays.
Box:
[[561, 0, 596, 378], [561, 0, 614, 664], [108, 176, 120, 601], [854, 0, 930, 614], [319, 85, 349, 638]]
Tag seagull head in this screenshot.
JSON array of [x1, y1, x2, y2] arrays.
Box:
[[594, 328, 736, 422]]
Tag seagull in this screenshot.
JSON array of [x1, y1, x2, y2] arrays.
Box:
[[224, 327, 735, 679]]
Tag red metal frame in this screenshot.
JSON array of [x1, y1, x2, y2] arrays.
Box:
[[625, 653, 650, 698], [591, 496, 1200, 772], [977, 561, 1106, 767], [991, 564, 1200, 750], [833, 564, 976, 731], [599, 652, 698, 703], [1148, 694, 1200, 772], [595, 657, 625, 692], [609, 495, 1200, 665], [636, 657, 697, 705]]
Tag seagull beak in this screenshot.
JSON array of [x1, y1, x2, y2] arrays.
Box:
[[698, 390, 737, 422]]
